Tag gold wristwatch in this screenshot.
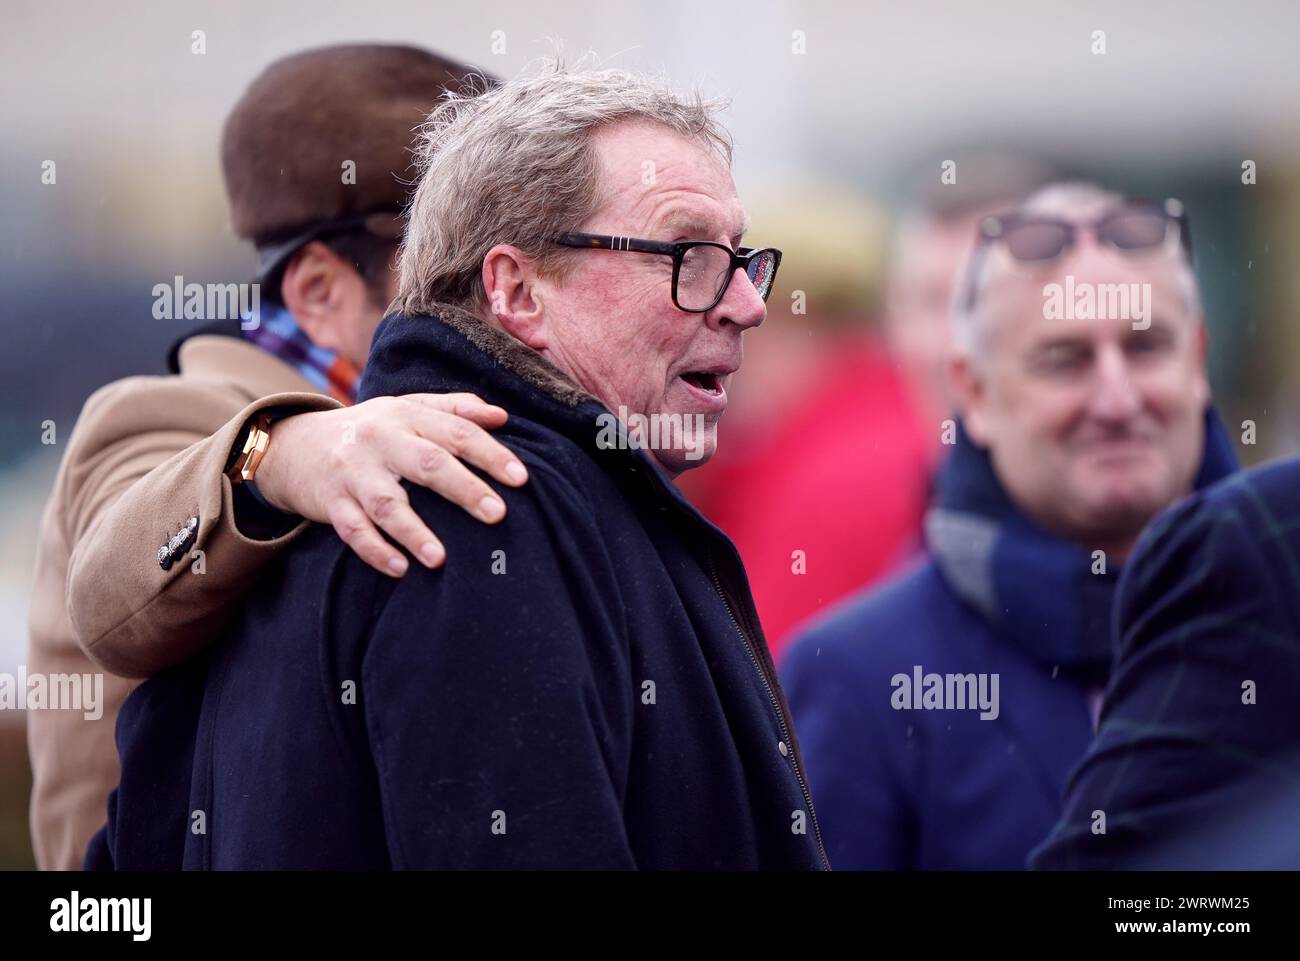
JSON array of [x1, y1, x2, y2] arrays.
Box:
[[226, 412, 274, 484]]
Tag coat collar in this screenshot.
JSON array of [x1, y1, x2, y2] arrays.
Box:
[[362, 303, 766, 573], [432, 302, 595, 407], [363, 304, 644, 461], [174, 333, 319, 399]]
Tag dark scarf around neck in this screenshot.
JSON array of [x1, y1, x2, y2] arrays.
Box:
[[924, 410, 1239, 686]]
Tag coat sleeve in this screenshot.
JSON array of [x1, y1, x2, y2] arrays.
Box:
[[781, 626, 916, 869], [1030, 472, 1300, 869], [354, 458, 637, 869], [63, 375, 339, 677]]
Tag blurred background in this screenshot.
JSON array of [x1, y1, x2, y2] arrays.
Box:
[[3, 0, 1300, 868]]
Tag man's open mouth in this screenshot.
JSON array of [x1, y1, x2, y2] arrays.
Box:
[[679, 371, 724, 396]]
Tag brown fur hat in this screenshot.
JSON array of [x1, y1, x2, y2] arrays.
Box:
[[221, 44, 488, 246]]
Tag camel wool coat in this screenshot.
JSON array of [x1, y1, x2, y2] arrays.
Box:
[[26, 328, 338, 869]]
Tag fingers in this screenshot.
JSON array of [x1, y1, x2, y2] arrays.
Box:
[[405, 392, 510, 428], [393, 434, 507, 525], [328, 498, 403, 575], [332, 470, 449, 572], [405, 403, 529, 490], [322, 393, 530, 577]]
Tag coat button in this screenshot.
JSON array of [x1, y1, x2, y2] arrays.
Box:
[[778, 740, 788, 757]]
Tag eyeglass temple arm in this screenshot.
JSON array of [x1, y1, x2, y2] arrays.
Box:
[[555, 232, 676, 255]]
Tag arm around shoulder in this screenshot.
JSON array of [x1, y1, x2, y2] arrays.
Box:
[[66, 380, 340, 677]]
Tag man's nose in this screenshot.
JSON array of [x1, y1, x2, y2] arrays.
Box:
[[1088, 345, 1143, 421], [707, 266, 767, 331]]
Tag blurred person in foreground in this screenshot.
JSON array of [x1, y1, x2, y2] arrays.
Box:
[[1033, 440, 1300, 863], [781, 182, 1239, 869], [95, 63, 829, 870], [26, 45, 530, 871], [677, 188, 931, 659]]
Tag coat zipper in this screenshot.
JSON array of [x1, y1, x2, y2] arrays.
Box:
[[708, 550, 831, 870]]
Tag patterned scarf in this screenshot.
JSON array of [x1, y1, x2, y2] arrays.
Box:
[[241, 303, 360, 404], [924, 408, 1239, 688]]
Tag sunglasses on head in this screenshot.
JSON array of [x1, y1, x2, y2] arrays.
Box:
[[959, 197, 1192, 313]]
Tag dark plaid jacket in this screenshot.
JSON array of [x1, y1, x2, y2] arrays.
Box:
[[1032, 456, 1300, 869]]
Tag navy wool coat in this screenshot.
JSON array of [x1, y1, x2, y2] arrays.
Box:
[[93, 303, 829, 871]]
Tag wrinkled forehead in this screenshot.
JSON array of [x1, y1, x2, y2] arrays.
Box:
[[587, 120, 747, 239]]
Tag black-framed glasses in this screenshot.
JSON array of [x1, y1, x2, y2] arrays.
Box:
[[555, 232, 782, 313], [958, 197, 1193, 313]]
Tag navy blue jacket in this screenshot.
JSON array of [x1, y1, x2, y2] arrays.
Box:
[[1031, 457, 1300, 869], [96, 304, 828, 870], [780, 413, 1237, 870]]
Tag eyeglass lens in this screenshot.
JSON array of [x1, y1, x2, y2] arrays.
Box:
[[677, 245, 778, 310]]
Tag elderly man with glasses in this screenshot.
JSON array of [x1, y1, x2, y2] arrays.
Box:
[[94, 63, 826, 871], [780, 181, 1240, 870]]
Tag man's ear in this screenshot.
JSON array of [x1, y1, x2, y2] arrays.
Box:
[[481, 244, 546, 350], [949, 350, 992, 447], [281, 241, 359, 354]]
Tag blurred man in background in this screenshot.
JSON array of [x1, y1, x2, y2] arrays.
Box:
[[26, 44, 528, 870], [883, 152, 1057, 429], [782, 182, 1239, 869]]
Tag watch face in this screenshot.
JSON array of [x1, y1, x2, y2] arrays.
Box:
[[241, 416, 274, 482], [226, 421, 263, 484]]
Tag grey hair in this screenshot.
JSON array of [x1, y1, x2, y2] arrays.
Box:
[[952, 181, 1203, 362], [396, 57, 733, 315]]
